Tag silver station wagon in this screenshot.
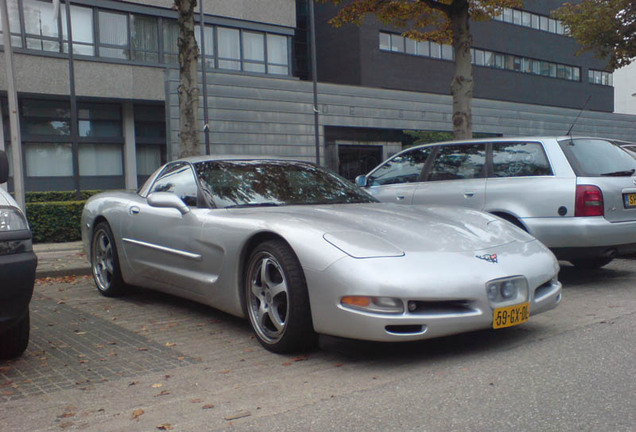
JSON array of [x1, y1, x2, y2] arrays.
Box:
[[357, 136, 636, 269]]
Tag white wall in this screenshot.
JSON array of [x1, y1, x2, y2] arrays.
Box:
[[614, 62, 636, 115]]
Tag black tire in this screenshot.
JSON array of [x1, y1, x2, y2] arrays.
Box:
[[0, 311, 30, 360], [495, 213, 527, 232], [244, 239, 317, 353], [91, 221, 127, 297], [569, 257, 613, 270]]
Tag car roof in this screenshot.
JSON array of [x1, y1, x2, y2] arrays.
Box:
[[402, 136, 622, 149], [175, 155, 310, 164]]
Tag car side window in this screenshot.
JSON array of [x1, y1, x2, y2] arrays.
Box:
[[369, 147, 431, 186], [149, 163, 199, 207], [492, 142, 553, 177], [428, 144, 486, 181]]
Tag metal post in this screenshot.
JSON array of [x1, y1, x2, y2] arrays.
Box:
[[199, 0, 210, 155], [1, 0, 26, 210], [64, 0, 81, 199], [308, 0, 320, 165]]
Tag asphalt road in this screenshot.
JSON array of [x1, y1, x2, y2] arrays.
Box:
[[1, 259, 634, 431]]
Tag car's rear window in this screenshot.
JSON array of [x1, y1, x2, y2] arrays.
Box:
[[559, 138, 636, 177]]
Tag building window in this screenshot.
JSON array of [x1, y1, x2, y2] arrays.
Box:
[[195, 24, 215, 69], [21, 100, 71, 137], [0, 0, 23, 48], [380, 32, 580, 82], [267, 34, 289, 75], [135, 104, 166, 184], [493, 7, 568, 36], [98, 11, 129, 59], [162, 20, 179, 64], [25, 143, 73, 177], [79, 143, 123, 176], [5, 2, 291, 76], [243, 31, 266, 73], [61, 4, 95, 56], [217, 27, 241, 70], [131, 15, 159, 62], [23, 0, 61, 52], [78, 103, 122, 138], [78, 103, 123, 182], [588, 69, 613, 86]]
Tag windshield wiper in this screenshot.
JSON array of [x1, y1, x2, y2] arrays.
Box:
[[600, 169, 636, 177], [225, 202, 283, 209]]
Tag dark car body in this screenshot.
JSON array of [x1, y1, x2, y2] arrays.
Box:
[[0, 150, 37, 359]]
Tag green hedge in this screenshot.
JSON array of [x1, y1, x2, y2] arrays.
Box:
[[27, 201, 85, 243], [25, 190, 100, 203], [24, 191, 102, 243]]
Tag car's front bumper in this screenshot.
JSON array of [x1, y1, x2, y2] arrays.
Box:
[[0, 249, 37, 334], [305, 240, 561, 342], [523, 216, 636, 259]]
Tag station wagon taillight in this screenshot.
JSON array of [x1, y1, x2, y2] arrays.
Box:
[[575, 185, 604, 217]]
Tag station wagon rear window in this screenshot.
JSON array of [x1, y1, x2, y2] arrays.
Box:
[[559, 138, 636, 177]]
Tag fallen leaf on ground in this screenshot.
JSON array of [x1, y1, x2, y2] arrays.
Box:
[[224, 411, 251, 421], [154, 390, 170, 397], [131, 409, 144, 420], [152, 383, 163, 388], [156, 424, 173, 430], [202, 404, 215, 410]]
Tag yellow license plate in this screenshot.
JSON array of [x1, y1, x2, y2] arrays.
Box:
[[624, 193, 636, 208], [493, 302, 530, 329]]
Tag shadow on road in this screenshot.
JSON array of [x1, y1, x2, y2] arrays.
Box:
[[558, 262, 632, 287]]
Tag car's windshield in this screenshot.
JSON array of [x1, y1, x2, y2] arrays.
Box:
[[559, 138, 636, 177], [194, 160, 378, 208]]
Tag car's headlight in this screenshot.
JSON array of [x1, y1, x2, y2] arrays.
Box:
[[486, 276, 528, 305], [0, 207, 29, 231], [0, 207, 33, 255]]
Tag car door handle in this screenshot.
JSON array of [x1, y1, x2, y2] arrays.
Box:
[[396, 195, 405, 201], [464, 192, 475, 198], [129, 206, 140, 215]]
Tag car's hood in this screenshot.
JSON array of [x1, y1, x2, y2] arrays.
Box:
[[235, 203, 534, 256]]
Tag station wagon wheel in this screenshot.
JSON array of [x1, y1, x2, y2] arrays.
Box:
[[91, 222, 126, 297], [245, 240, 317, 353]]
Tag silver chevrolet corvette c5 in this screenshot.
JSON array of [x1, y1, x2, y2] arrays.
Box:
[[81, 156, 562, 353]]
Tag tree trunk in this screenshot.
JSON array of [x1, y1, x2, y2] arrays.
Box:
[[175, 0, 201, 158], [449, 0, 473, 140]]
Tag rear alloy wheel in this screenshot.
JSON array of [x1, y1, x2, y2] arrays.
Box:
[[245, 240, 317, 353], [569, 257, 613, 270], [0, 311, 30, 360], [91, 222, 126, 297]]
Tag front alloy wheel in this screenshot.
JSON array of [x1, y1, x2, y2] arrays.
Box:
[[91, 222, 126, 297], [245, 240, 316, 353]]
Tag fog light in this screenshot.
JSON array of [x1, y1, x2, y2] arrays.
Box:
[[341, 296, 404, 314]]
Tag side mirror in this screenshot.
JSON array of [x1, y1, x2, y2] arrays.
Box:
[[147, 192, 190, 215], [0, 151, 8, 184], [355, 175, 368, 187]]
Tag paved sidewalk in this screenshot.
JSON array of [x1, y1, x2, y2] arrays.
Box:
[[33, 241, 91, 278]]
